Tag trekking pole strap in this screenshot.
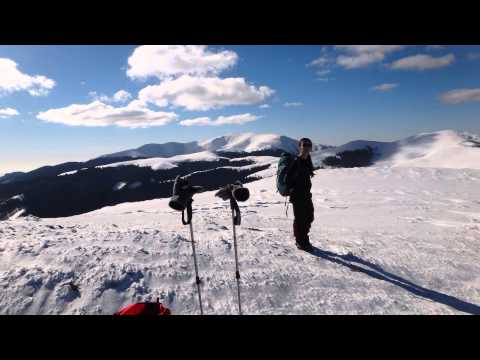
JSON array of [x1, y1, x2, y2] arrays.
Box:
[[182, 201, 193, 225], [230, 197, 241, 226]]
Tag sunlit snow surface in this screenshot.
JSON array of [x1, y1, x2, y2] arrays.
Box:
[[1, 164, 479, 315]]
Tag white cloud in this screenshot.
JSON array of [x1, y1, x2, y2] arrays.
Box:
[[308, 56, 330, 68], [426, 45, 446, 50], [336, 45, 404, 54], [284, 102, 304, 107], [467, 53, 480, 60], [37, 100, 177, 128], [371, 83, 398, 92], [0, 58, 55, 96], [126, 46, 274, 113], [179, 117, 212, 126], [390, 54, 455, 70], [112, 90, 132, 102], [88, 91, 105, 102], [138, 75, 274, 111], [179, 113, 259, 126], [127, 45, 238, 80], [89, 90, 132, 104], [337, 52, 385, 69], [259, 104, 270, 109], [335, 45, 405, 69], [440, 88, 480, 104], [308, 53, 334, 78], [0, 107, 19, 118]]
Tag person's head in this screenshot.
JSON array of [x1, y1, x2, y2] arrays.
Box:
[[298, 138, 313, 158]]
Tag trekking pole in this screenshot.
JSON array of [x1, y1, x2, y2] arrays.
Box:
[[169, 176, 204, 315], [230, 197, 243, 315], [215, 182, 249, 315], [182, 200, 204, 315], [188, 219, 204, 315]]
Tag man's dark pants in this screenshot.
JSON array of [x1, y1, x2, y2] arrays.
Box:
[[292, 197, 314, 246]]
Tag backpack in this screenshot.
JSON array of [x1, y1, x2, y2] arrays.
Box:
[[276, 152, 295, 196]]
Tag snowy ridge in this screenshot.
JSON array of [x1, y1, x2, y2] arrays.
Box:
[[10, 194, 25, 201], [98, 151, 224, 171], [387, 130, 480, 169], [100, 133, 299, 160], [8, 209, 26, 220], [100, 141, 203, 159], [113, 182, 127, 191], [312, 130, 480, 170], [96, 152, 277, 175], [199, 133, 298, 154], [58, 168, 88, 177]]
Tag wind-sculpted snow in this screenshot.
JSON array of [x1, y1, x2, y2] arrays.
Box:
[[312, 130, 480, 170]]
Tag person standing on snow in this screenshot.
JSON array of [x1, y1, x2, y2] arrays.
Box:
[[286, 138, 315, 251]]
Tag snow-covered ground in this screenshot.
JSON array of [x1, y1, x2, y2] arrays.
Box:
[[1, 164, 480, 315]]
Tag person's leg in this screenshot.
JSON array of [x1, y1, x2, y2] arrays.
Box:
[[292, 199, 308, 246], [304, 199, 314, 245], [292, 200, 306, 246]]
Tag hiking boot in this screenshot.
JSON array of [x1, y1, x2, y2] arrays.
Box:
[[296, 242, 313, 252], [303, 243, 314, 252]]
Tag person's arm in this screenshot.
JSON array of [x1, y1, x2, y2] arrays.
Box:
[[308, 156, 315, 177]]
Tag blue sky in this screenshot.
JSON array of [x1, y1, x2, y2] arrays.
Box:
[[1, 45, 479, 174]]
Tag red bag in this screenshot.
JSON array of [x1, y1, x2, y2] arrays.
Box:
[[114, 301, 171, 316]]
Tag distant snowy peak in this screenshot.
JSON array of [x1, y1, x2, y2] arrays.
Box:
[[99, 133, 300, 160], [101, 141, 203, 159], [199, 133, 299, 154], [313, 130, 480, 170]]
